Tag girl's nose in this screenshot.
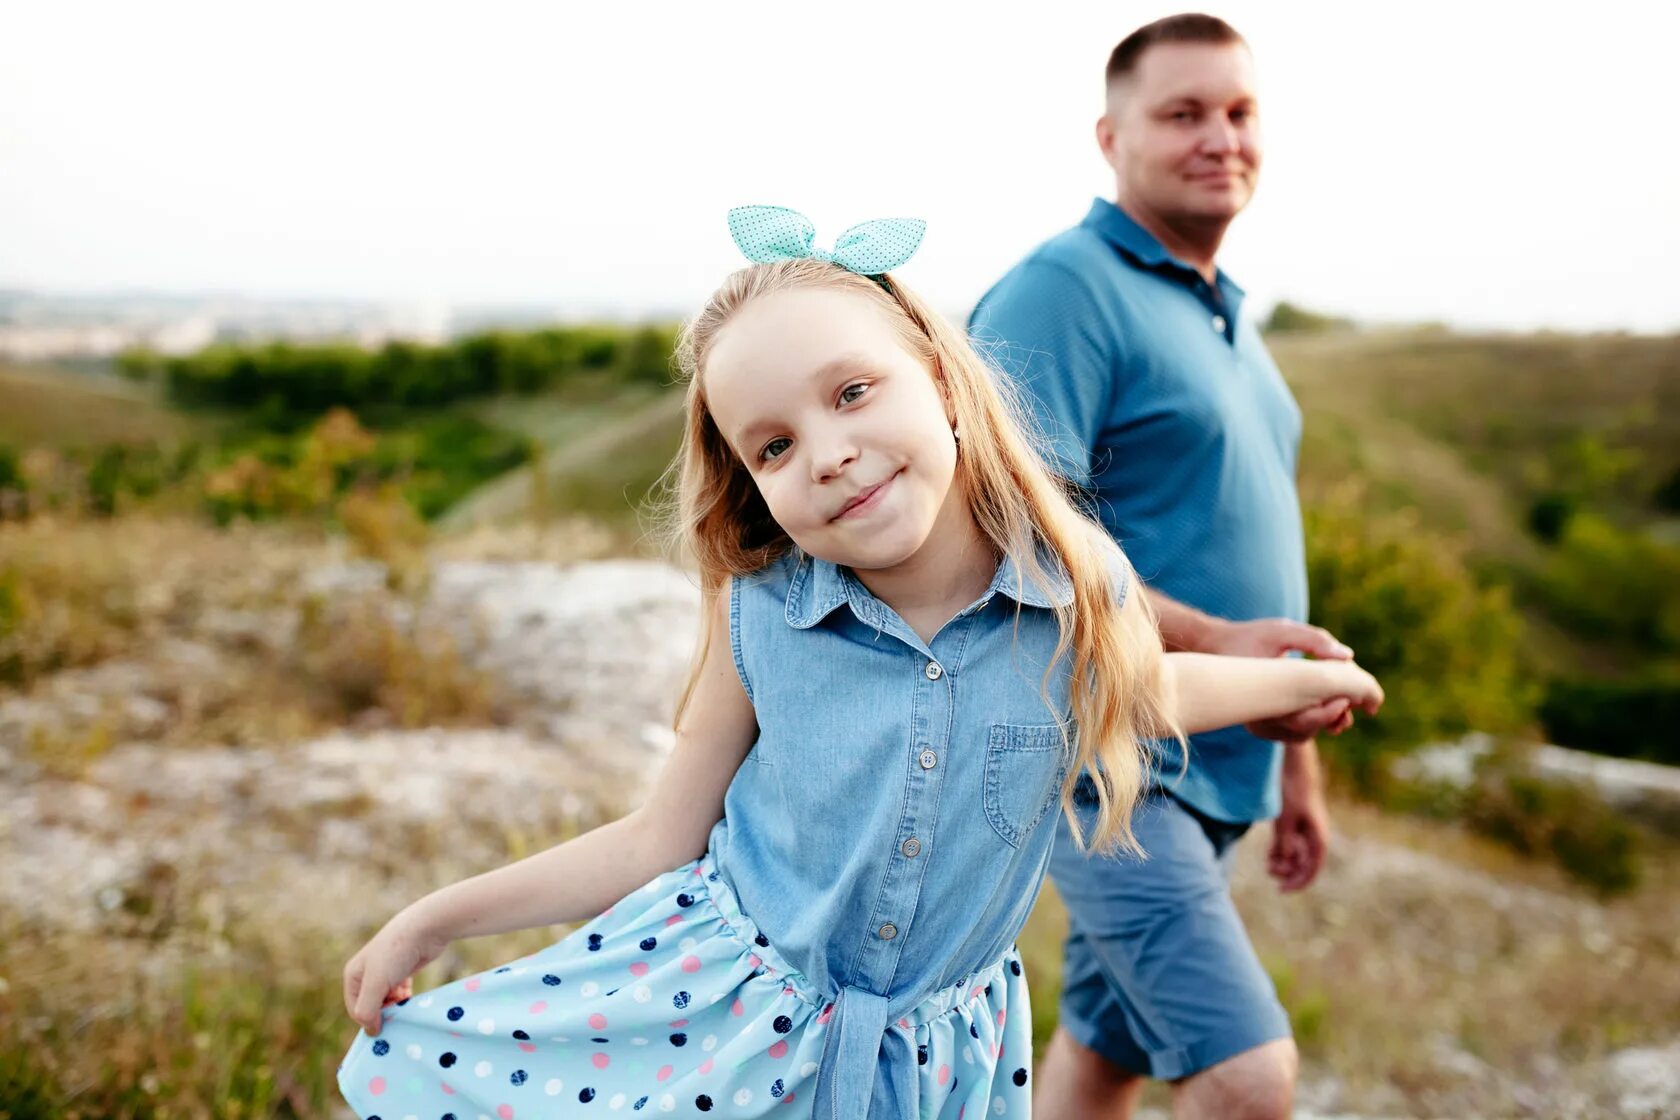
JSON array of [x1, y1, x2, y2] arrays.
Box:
[[810, 442, 859, 484]]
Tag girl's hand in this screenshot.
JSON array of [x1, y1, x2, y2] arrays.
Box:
[[342, 909, 450, 1035], [1320, 660, 1383, 716]]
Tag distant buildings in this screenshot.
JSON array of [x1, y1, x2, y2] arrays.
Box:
[[0, 291, 456, 360]]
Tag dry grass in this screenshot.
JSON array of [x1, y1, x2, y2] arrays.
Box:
[[0, 363, 197, 449], [4, 791, 1671, 1119], [1017, 796, 1680, 1115], [0, 514, 507, 764]]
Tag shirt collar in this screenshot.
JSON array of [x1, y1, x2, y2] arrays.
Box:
[[1080, 196, 1246, 297], [784, 544, 1074, 630]]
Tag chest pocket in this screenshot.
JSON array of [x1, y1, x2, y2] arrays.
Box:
[[983, 722, 1069, 848]]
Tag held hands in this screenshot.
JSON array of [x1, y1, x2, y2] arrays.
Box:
[[1201, 618, 1369, 740], [1192, 619, 1381, 896], [1314, 659, 1384, 719], [342, 908, 451, 1036]]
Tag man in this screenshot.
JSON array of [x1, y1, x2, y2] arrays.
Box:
[[968, 15, 1357, 1120]]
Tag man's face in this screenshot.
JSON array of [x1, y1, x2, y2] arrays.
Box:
[[1101, 41, 1262, 224]]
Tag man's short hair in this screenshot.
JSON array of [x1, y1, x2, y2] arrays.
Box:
[[1105, 13, 1247, 92]]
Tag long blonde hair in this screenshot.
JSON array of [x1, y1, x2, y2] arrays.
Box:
[[659, 258, 1177, 855]]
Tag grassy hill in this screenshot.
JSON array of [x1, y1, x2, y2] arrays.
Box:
[[1279, 329, 1678, 543], [7, 328, 1676, 720], [0, 362, 203, 448], [1275, 328, 1680, 681]]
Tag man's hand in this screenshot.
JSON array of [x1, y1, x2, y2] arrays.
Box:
[[1269, 740, 1331, 892], [1201, 617, 1351, 661], [1246, 699, 1354, 742], [1187, 616, 1358, 740]]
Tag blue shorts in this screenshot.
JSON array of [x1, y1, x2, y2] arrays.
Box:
[[1047, 782, 1292, 1081]]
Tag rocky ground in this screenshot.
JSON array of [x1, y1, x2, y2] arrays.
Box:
[[2, 543, 1675, 1118]]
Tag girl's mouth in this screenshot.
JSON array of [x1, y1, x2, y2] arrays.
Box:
[[833, 469, 901, 521]]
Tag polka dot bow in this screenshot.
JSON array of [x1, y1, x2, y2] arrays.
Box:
[[727, 205, 926, 276]]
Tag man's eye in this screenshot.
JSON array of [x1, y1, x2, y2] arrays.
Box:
[[760, 437, 792, 462], [839, 382, 869, 405]]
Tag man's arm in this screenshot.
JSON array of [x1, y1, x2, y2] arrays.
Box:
[[1145, 584, 1355, 739], [1271, 738, 1332, 891], [1149, 584, 1343, 892]]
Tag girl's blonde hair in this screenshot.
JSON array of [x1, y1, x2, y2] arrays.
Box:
[[660, 258, 1177, 855]]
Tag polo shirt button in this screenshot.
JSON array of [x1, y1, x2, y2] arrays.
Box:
[[901, 837, 921, 858], [1211, 314, 1227, 334], [925, 661, 943, 680], [878, 923, 898, 940], [918, 749, 938, 770]]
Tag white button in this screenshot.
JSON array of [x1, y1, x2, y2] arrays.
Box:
[[901, 837, 921, 858], [878, 923, 898, 940], [925, 661, 943, 680], [918, 749, 937, 770], [1211, 314, 1227, 334]]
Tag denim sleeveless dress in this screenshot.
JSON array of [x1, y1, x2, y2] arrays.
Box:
[[339, 546, 1119, 1119]]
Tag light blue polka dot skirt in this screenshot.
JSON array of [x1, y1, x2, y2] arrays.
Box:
[[337, 852, 1034, 1117]]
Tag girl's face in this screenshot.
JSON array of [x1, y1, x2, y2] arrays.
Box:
[[704, 286, 962, 572]]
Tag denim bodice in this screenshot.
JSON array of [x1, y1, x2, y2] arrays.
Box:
[[705, 545, 1127, 1117]]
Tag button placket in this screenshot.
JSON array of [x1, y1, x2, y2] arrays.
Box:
[[854, 637, 960, 987]]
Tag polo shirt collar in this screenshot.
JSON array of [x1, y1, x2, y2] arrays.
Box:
[[1080, 196, 1246, 297]]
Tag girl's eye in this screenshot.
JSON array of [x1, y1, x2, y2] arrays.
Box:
[[839, 382, 868, 405], [759, 437, 792, 463]]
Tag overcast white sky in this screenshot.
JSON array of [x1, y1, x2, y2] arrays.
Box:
[[4, 1, 1678, 331]]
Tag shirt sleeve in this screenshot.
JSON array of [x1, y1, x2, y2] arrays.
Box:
[[969, 259, 1118, 492]]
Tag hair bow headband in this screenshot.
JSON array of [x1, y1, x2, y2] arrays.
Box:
[[727, 205, 926, 279]]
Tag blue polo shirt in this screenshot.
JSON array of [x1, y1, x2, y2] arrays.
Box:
[[968, 196, 1307, 824]]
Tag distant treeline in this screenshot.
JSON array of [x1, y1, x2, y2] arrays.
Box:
[[119, 324, 682, 416]]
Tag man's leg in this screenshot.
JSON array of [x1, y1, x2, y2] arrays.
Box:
[[1039, 786, 1296, 1120], [1171, 1037, 1298, 1120], [1034, 1024, 1146, 1120]]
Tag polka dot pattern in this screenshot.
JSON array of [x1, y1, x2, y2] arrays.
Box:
[[338, 854, 1033, 1118]]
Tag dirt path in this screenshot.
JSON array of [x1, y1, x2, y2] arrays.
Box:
[[438, 391, 684, 531]]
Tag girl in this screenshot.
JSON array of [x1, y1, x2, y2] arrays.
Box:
[[336, 206, 1381, 1120]]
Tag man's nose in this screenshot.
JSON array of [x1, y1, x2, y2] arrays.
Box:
[[1202, 116, 1241, 154]]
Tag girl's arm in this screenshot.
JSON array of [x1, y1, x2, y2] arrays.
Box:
[[406, 587, 756, 939], [1160, 651, 1382, 737], [345, 587, 757, 1031]]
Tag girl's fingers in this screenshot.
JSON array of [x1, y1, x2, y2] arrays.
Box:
[[343, 961, 363, 1021], [355, 971, 389, 1035]]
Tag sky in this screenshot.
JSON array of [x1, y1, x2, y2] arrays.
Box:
[[4, 0, 1678, 332]]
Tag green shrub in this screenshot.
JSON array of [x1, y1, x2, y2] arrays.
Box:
[[1305, 486, 1536, 794], [1655, 463, 1680, 513], [1540, 673, 1680, 763], [150, 323, 675, 417], [1263, 301, 1354, 334], [1526, 491, 1575, 543], [1534, 512, 1680, 652], [1460, 756, 1642, 895]]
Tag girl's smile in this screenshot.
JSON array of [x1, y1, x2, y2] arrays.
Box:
[[831, 468, 902, 521], [702, 286, 977, 581]]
